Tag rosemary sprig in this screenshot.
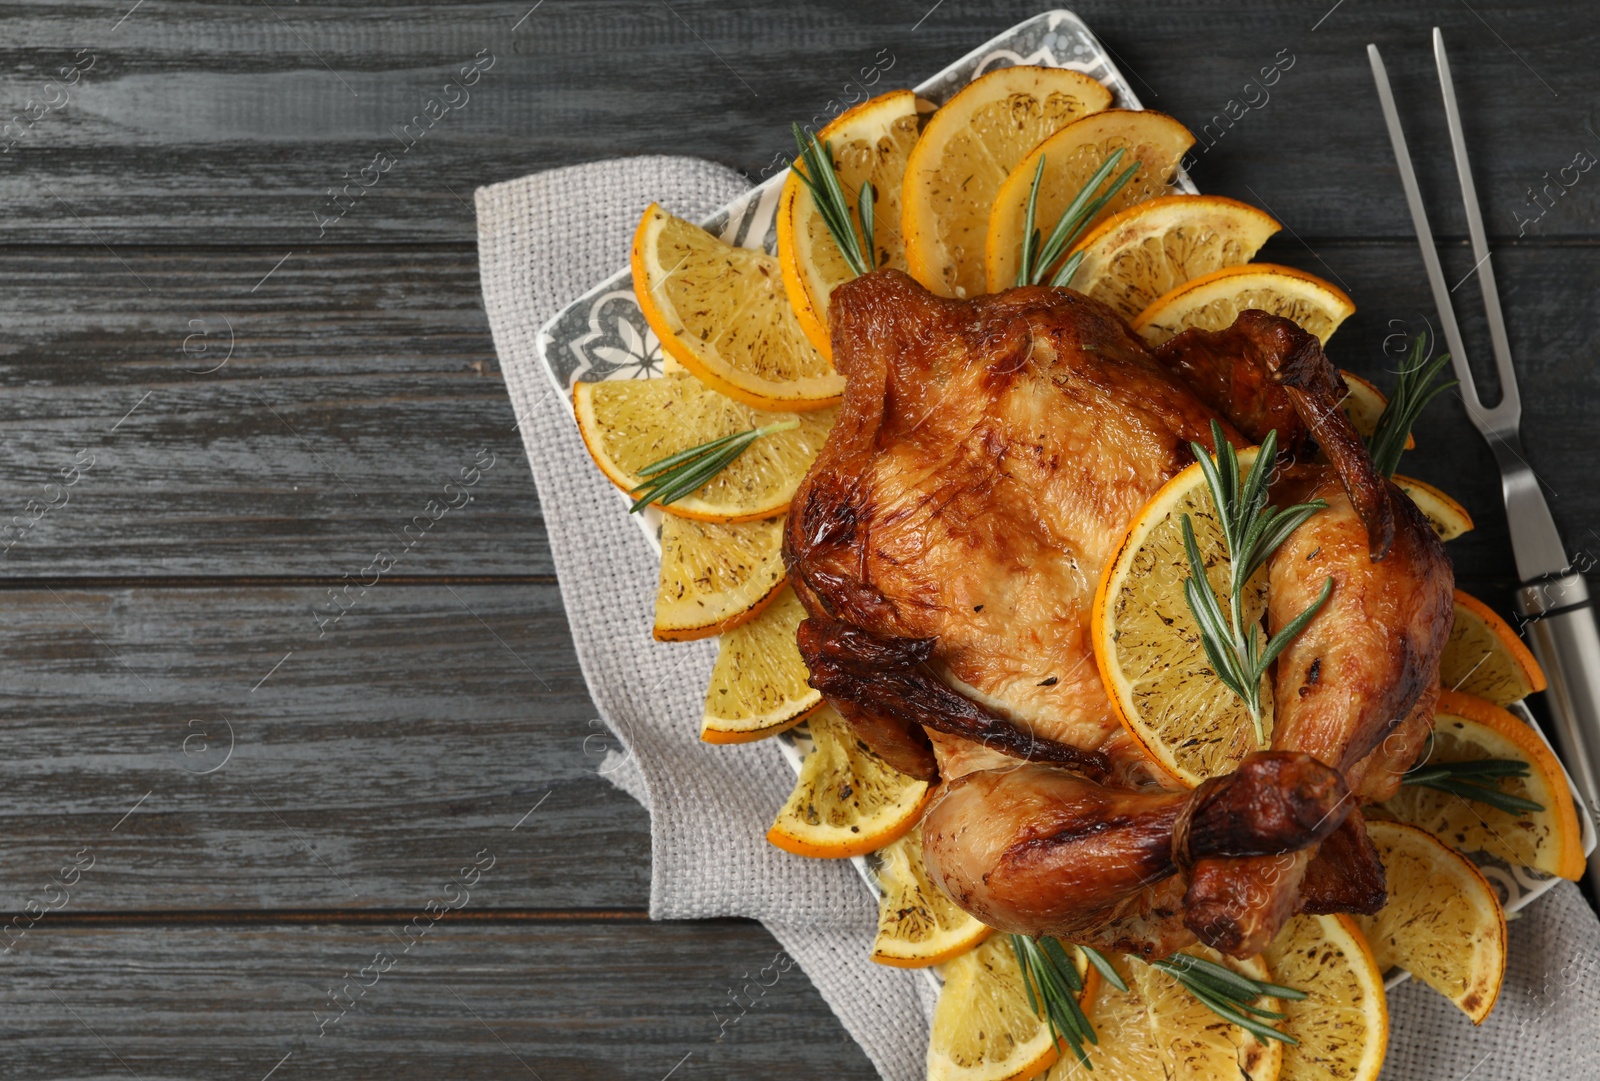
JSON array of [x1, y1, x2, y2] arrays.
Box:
[[1149, 952, 1307, 1045], [791, 123, 876, 277], [1011, 936, 1108, 1069], [1403, 756, 1545, 815], [1080, 945, 1129, 993], [1016, 939, 1307, 1058], [627, 419, 799, 513], [1182, 421, 1333, 746], [1366, 332, 1457, 478], [1015, 148, 1142, 288]]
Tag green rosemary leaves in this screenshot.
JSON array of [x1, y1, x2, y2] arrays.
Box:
[[1013, 936, 1307, 1065], [627, 419, 799, 513], [1401, 756, 1544, 815], [791, 123, 876, 278], [1182, 422, 1332, 746], [1015, 148, 1141, 288], [1365, 333, 1456, 478], [1148, 951, 1307, 1045], [1011, 935, 1107, 1068]]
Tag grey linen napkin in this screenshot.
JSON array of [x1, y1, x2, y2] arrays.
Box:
[[476, 155, 1600, 1081]]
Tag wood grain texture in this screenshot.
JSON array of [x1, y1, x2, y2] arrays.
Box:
[[0, 1, 1595, 243], [0, 583, 670, 913], [4, 919, 877, 1080], [0, 246, 549, 577]]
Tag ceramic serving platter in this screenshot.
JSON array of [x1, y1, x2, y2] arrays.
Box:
[[533, 8, 1595, 991]]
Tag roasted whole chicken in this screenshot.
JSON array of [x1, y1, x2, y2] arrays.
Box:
[[783, 269, 1453, 960]]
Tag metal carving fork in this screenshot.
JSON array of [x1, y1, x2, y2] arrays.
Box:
[[1370, 29, 1600, 885]]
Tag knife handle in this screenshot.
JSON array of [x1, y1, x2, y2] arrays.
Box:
[[1517, 571, 1600, 882]]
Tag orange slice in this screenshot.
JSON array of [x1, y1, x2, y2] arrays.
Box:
[[1065, 193, 1280, 320], [1394, 475, 1474, 542], [1131, 264, 1355, 347], [1066, 949, 1284, 1080], [985, 109, 1196, 292], [1379, 689, 1584, 880], [701, 586, 822, 744], [1265, 914, 1389, 1081], [1441, 590, 1547, 706], [903, 66, 1112, 299], [573, 370, 836, 522], [778, 90, 920, 356], [870, 825, 992, 968], [632, 203, 842, 410], [766, 704, 933, 859], [1093, 447, 1272, 787], [930, 935, 1095, 1081], [1338, 371, 1413, 449], [655, 514, 786, 641], [1356, 820, 1507, 1024]]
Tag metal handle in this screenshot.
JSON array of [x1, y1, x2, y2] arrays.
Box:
[[1517, 572, 1600, 883]]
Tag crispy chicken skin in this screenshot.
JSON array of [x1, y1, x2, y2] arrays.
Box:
[[920, 751, 1350, 952], [1154, 311, 1395, 558], [783, 270, 1453, 958], [1149, 309, 1330, 459], [786, 269, 1236, 770]]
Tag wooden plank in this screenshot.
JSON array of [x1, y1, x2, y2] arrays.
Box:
[[0, 240, 1595, 583], [0, 245, 549, 577], [1085, 0, 1600, 243], [0, 583, 667, 912], [5, 918, 878, 1080], [0, 0, 1595, 242]]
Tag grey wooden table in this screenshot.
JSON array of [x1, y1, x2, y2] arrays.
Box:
[[2, 1, 1597, 1078]]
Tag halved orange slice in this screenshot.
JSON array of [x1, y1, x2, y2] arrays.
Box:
[[903, 66, 1112, 299], [1131, 264, 1355, 347], [1066, 193, 1280, 319], [985, 109, 1195, 292], [870, 825, 992, 968], [1441, 590, 1546, 705], [701, 585, 822, 744], [767, 705, 933, 859], [632, 204, 842, 410], [1071, 948, 1285, 1079], [778, 90, 920, 356], [1379, 689, 1584, 881], [573, 371, 836, 522], [1265, 914, 1389, 1081], [1356, 820, 1507, 1024], [1338, 371, 1413, 450], [1394, 475, 1474, 542], [930, 935, 1096, 1081], [655, 514, 786, 641]]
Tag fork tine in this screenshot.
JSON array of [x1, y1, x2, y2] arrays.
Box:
[[1366, 44, 1483, 415], [1433, 28, 1522, 424]]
